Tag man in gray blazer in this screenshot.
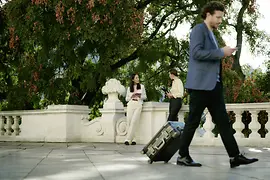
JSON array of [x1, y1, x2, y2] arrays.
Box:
[[177, 1, 258, 168]]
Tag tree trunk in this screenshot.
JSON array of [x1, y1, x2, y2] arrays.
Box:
[[232, 0, 250, 80]]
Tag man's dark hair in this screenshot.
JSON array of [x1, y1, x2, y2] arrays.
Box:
[[170, 69, 178, 77], [201, 1, 225, 19]]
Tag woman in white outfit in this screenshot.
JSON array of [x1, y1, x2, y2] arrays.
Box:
[[125, 73, 147, 145]]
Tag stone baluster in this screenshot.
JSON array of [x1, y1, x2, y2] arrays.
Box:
[[203, 112, 215, 138], [13, 116, 21, 136], [265, 110, 270, 138], [5, 116, 13, 135], [233, 111, 245, 139], [100, 79, 126, 142], [0, 116, 4, 135], [249, 110, 260, 138]]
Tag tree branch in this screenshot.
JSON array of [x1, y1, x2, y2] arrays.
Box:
[[228, 23, 237, 29], [146, 10, 175, 42], [136, 0, 156, 10], [232, 0, 250, 79], [146, 67, 164, 82], [166, 51, 187, 72], [110, 49, 139, 70], [111, 3, 195, 71], [111, 11, 174, 70], [166, 52, 179, 60], [144, 13, 159, 28], [161, 18, 181, 38]]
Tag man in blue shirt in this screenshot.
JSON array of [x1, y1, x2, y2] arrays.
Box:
[[177, 1, 258, 168]]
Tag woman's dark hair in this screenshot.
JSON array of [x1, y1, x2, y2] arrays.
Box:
[[129, 73, 141, 92], [201, 1, 225, 20], [170, 69, 178, 77]]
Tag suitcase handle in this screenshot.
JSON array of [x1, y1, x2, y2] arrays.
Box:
[[154, 138, 165, 151], [176, 126, 182, 132]]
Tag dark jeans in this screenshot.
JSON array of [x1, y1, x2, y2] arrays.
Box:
[[167, 98, 182, 122], [179, 82, 240, 157]]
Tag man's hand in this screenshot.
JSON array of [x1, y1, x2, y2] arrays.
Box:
[[222, 46, 236, 57], [166, 92, 174, 99]]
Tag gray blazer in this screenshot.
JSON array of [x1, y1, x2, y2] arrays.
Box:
[[185, 22, 224, 91]]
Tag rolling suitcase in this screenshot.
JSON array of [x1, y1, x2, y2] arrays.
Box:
[[141, 121, 185, 164]]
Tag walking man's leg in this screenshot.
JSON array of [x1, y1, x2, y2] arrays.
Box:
[[208, 83, 258, 168], [207, 86, 239, 157], [177, 90, 206, 166]]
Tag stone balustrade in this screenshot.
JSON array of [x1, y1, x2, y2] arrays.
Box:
[[0, 78, 269, 147], [110, 102, 270, 147], [0, 105, 89, 142], [0, 115, 22, 136]]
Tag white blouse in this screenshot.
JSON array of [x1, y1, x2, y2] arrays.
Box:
[[125, 84, 147, 104]]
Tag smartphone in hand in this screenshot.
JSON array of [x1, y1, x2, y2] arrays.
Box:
[[132, 92, 141, 98], [161, 87, 168, 93], [235, 44, 241, 51]]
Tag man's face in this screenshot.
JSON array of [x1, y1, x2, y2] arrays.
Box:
[[169, 73, 174, 80], [207, 10, 224, 29]]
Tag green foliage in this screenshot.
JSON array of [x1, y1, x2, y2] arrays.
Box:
[[113, 35, 189, 104], [89, 101, 103, 120], [1, 0, 143, 109], [0, 0, 269, 113], [222, 57, 269, 103], [256, 61, 270, 98]]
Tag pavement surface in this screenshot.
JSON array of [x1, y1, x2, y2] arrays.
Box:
[[0, 142, 269, 180]]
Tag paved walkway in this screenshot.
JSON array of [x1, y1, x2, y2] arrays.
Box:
[[0, 142, 269, 180]]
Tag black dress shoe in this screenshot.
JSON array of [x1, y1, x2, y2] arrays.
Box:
[[124, 141, 129, 145], [176, 156, 202, 167], [131, 141, 136, 145], [230, 154, 258, 168]]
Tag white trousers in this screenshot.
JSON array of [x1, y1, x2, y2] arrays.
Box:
[[125, 100, 142, 142]]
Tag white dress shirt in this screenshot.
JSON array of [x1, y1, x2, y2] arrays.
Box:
[[170, 77, 184, 98]]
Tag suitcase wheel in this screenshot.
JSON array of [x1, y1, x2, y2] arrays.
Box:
[[164, 161, 168, 163], [141, 150, 146, 154], [148, 159, 153, 164]]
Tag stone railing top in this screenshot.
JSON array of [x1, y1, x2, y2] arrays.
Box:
[[0, 102, 269, 116], [141, 102, 188, 112], [225, 102, 270, 111], [0, 105, 90, 116], [47, 105, 89, 111], [140, 102, 270, 112], [118, 102, 270, 113]]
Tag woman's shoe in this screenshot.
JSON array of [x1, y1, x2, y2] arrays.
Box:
[[131, 141, 136, 145], [124, 141, 130, 145]]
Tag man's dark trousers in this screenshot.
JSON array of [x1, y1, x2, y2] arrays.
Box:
[[167, 98, 182, 122], [179, 82, 240, 157]]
